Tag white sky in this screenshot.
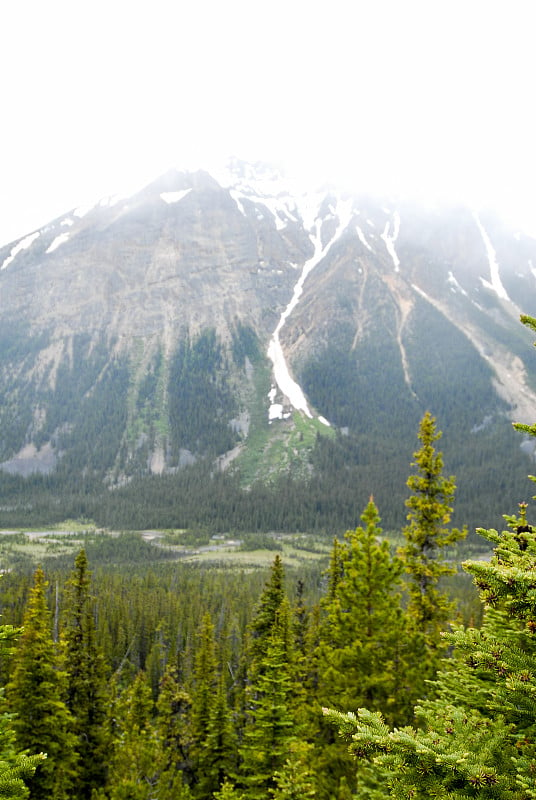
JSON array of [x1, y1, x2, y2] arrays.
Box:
[[1, 0, 536, 247]]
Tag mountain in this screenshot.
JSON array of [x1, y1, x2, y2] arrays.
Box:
[[1, 159, 536, 534]]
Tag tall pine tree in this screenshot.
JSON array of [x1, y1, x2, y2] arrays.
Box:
[[315, 499, 410, 798], [400, 411, 466, 692], [7, 567, 77, 800], [62, 549, 110, 799], [0, 611, 45, 799], [154, 661, 193, 799], [100, 671, 160, 800], [239, 602, 297, 798]]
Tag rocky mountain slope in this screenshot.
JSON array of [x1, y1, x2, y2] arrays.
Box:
[[1, 160, 536, 531]]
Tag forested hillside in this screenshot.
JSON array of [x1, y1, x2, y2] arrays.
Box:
[[2, 163, 536, 535], [3, 384, 536, 799]]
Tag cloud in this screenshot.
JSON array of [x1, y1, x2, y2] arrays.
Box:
[[1, 0, 535, 245]]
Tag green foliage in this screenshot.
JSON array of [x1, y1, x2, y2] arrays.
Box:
[[6, 567, 77, 800], [62, 549, 110, 798], [167, 329, 238, 458], [401, 412, 467, 652], [240, 605, 297, 797], [230, 321, 261, 366], [247, 555, 286, 667], [319, 499, 409, 722], [323, 313, 536, 799], [104, 672, 160, 800], [271, 741, 317, 800], [190, 613, 218, 783], [155, 663, 194, 795], [0, 605, 45, 799], [314, 500, 411, 797]]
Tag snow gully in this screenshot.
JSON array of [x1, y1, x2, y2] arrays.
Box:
[[267, 198, 353, 422]]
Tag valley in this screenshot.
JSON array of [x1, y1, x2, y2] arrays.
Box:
[[1, 160, 536, 537]]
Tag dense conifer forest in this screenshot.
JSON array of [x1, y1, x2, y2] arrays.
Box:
[[0, 382, 534, 798], [2, 318, 536, 798], [0, 320, 533, 537]]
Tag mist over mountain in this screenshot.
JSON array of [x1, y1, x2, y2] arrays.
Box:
[[1, 159, 536, 534]]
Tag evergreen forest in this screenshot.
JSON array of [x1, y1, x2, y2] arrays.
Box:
[[3, 318, 536, 798]]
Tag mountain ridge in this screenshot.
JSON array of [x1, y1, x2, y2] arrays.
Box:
[[1, 160, 536, 532]]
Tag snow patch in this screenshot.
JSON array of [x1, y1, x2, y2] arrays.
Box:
[[380, 211, 401, 271], [73, 203, 94, 218], [1, 231, 40, 270], [230, 188, 296, 231], [356, 226, 373, 252], [473, 212, 510, 301], [99, 194, 122, 208], [160, 188, 192, 204], [61, 218, 74, 227], [269, 403, 284, 421], [230, 190, 247, 217], [267, 197, 353, 419], [447, 271, 467, 296], [46, 232, 70, 253]]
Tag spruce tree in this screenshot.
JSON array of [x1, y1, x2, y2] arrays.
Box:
[[191, 612, 217, 749], [315, 499, 409, 798], [212, 781, 243, 800], [319, 499, 408, 720], [271, 740, 317, 800], [190, 611, 237, 799], [248, 554, 286, 671], [196, 671, 237, 799], [400, 411, 466, 691], [101, 671, 160, 800], [62, 549, 110, 798], [154, 661, 193, 798], [6, 567, 77, 800], [0, 620, 45, 799], [239, 603, 297, 798], [237, 558, 302, 797]]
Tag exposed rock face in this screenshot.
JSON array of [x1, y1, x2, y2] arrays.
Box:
[[2, 159, 536, 490]]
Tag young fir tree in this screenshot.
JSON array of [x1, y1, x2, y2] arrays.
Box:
[[196, 670, 237, 799], [320, 499, 409, 719], [271, 740, 317, 800], [0, 619, 45, 799], [239, 602, 297, 798], [234, 554, 289, 745], [62, 549, 110, 799], [191, 612, 218, 751], [189, 611, 237, 799], [314, 499, 410, 798], [247, 554, 286, 672], [212, 781, 243, 800], [6, 567, 77, 800], [236, 557, 303, 796], [154, 661, 193, 799], [400, 412, 466, 689], [100, 671, 160, 800]]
